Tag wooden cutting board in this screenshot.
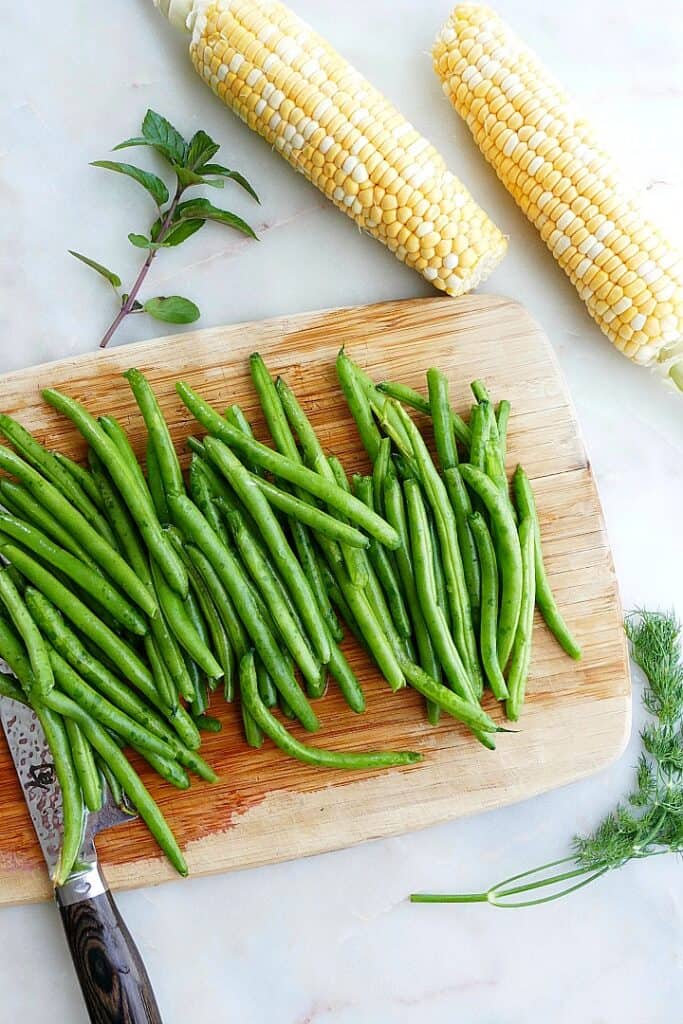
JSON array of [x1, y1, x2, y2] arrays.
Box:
[[0, 295, 630, 906]]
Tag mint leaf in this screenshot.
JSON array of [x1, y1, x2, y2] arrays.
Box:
[[143, 296, 200, 324], [186, 130, 220, 170], [91, 161, 169, 206], [174, 166, 225, 190], [141, 109, 187, 165], [68, 250, 121, 290], [112, 137, 150, 151], [200, 164, 260, 203], [175, 198, 257, 239], [127, 233, 164, 250], [160, 220, 206, 246]]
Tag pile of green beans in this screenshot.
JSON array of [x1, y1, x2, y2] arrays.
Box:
[[334, 352, 581, 727], [0, 354, 580, 882]]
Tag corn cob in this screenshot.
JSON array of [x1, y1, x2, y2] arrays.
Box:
[[154, 0, 507, 297], [434, 5, 683, 387]]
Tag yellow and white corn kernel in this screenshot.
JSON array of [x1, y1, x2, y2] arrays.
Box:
[[156, 0, 507, 296], [434, 4, 683, 385]]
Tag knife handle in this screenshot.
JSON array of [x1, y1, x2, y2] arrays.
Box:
[[57, 866, 163, 1024]]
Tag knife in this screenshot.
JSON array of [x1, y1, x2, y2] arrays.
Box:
[[1, 695, 164, 1023]]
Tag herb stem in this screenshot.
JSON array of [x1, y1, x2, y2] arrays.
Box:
[[99, 184, 183, 348]]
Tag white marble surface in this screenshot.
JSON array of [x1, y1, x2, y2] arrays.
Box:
[[1, 1, 682, 1020]]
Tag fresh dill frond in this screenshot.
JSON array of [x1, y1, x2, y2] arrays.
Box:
[[411, 609, 683, 908]]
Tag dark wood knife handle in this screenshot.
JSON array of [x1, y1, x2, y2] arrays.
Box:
[[59, 888, 163, 1024]]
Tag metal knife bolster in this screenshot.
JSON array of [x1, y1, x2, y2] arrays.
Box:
[[55, 860, 109, 908]]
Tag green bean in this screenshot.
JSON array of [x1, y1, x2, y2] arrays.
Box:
[[33, 600, 208, 768], [327, 459, 409, 665], [426, 509, 449, 624], [319, 548, 405, 692], [170, 494, 319, 731], [0, 643, 87, 880], [143, 632, 179, 709], [194, 714, 222, 733], [189, 458, 229, 546], [0, 511, 148, 635], [383, 473, 441, 724], [376, 380, 471, 447], [278, 691, 296, 719], [395, 403, 482, 694], [336, 348, 383, 463], [252, 475, 369, 548], [4, 544, 157, 697], [468, 402, 490, 473], [327, 642, 366, 714], [468, 513, 509, 701], [225, 509, 322, 691], [98, 415, 148, 495], [256, 658, 278, 708], [176, 382, 399, 549], [354, 477, 411, 639], [168, 530, 235, 701], [0, 445, 157, 617], [505, 516, 536, 721], [32, 590, 168, 729], [48, 646, 179, 759], [0, 480, 96, 567], [241, 652, 420, 768], [443, 467, 481, 625], [150, 556, 222, 680], [427, 368, 459, 471], [203, 437, 331, 664], [400, 661, 498, 743], [225, 403, 263, 477], [276, 377, 368, 589], [186, 544, 249, 658], [0, 669, 26, 703], [184, 651, 209, 713], [0, 567, 54, 697], [470, 379, 490, 404], [460, 464, 523, 671], [146, 440, 170, 524], [95, 755, 126, 808], [248, 354, 343, 641], [47, 688, 187, 875], [497, 400, 511, 462], [0, 610, 41, 692], [64, 718, 103, 813], [42, 388, 188, 597], [36, 704, 85, 884], [132, 744, 190, 790], [512, 465, 581, 660], [372, 437, 391, 515], [28, 589, 200, 752], [53, 453, 105, 510], [0, 414, 116, 545], [481, 403, 507, 494], [404, 480, 477, 704], [241, 694, 264, 748], [323, 571, 367, 650], [89, 452, 192, 705], [124, 368, 185, 497]]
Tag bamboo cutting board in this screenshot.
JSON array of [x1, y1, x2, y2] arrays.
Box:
[[0, 295, 630, 906]]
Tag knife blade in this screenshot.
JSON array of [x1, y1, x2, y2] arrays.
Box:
[[1, 693, 164, 1023]]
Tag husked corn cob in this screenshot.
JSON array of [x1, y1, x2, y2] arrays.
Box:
[[154, 0, 507, 296], [434, 5, 683, 387]]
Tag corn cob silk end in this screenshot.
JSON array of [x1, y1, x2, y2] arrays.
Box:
[[154, 0, 507, 298]]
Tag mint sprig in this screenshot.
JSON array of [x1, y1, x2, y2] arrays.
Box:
[[70, 109, 259, 348]]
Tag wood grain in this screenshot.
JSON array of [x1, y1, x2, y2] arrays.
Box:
[[59, 890, 163, 1023], [0, 294, 630, 906]]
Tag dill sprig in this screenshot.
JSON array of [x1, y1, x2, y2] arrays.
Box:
[[411, 609, 683, 907]]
